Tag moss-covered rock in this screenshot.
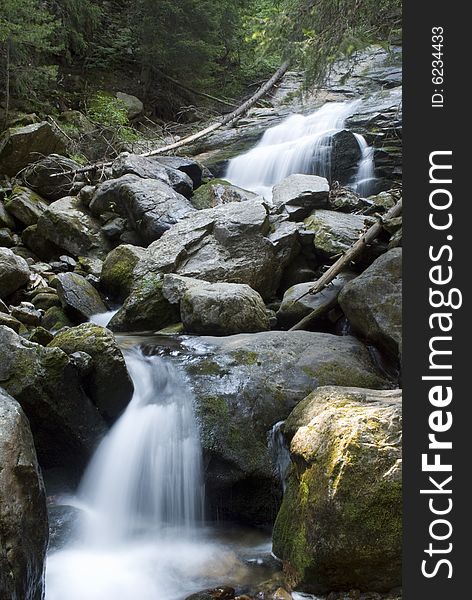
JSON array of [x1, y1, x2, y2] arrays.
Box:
[[100, 244, 146, 301], [190, 179, 257, 210], [56, 272, 107, 322], [4, 186, 49, 227], [41, 306, 73, 332], [272, 386, 402, 594], [49, 323, 133, 421]]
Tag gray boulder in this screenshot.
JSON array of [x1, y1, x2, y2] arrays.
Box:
[[338, 248, 402, 357], [277, 272, 355, 327], [0, 389, 48, 600], [111, 153, 194, 198], [0, 325, 106, 467], [191, 179, 258, 209], [116, 92, 143, 119], [273, 386, 402, 593], [37, 196, 111, 259], [22, 224, 63, 261], [0, 248, 30, 299], [154, 156, 204, 188], [150, 331, 389, 524], [49, 323, 133, 421], [0, 201, 16, 230], [162, 274, 270, 335], [90, 175, 195, 244], [4, 186, 49, 226], [0, 122, 67, 177], [100, 244, 147, 301], [56, 272, 107, 322], [304, 209, 374, 258], [22, 154, 84, 201], [271, 174, 329, 219]]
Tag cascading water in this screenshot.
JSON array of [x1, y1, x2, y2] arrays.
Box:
[[225, 100, 376, 199], [352, 133, 376, 197], [46, 349, 232, 600]]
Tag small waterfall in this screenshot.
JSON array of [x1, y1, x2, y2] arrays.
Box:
[[225, 100, 376, 199], [78, 349, 204, 545], [351, 133, 376, 196], [89, 309, 119, 327], [268, 421, 291, 492]]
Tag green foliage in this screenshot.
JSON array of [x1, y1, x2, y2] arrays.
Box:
[[87, 92, 139, 142]]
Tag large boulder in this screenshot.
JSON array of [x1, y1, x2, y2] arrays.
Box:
[[330, 129, 362, 184], [0, 325, 106, 467], [271, 175, 329, 219], [154, 156, 204, 188], [0, 122, 67, 177], [0, 388, 49, 600], [0, 247, 30, 299], [277, 272, 355, 328], [146, 331, 389, 524], [49, 323, 133, 421], [56, 272, 107, 322], [37, 196, 111, 259], [4, 186, 49, 227], [272, 386, 402, 593], [304, 209, 374, 258], [109, 200, 301, 331], [116, 92, 143, 119], [90, 175, 195, 244], [162, 274, 270, 335], [100, 244, 147, 301], [191, 179, 258, 209], [22, 155, 84, 201], [111, 153, 194, 198], [338, 248, 402, 357]]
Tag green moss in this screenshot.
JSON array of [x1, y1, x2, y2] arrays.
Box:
[[313, 362, 386, 389], [41, 307, 72, 332], [231, 349, 260, 366], [186, 359, 228, 377]]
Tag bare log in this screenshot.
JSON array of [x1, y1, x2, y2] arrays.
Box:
[[50, 61, 290, 179], [289, 199, 402, 331]]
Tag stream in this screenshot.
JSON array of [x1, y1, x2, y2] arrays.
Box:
[[45, 98, 379, 600]]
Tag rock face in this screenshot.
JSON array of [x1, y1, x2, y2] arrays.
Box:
[[191, 179, 257, 209], [37, 196, 111, 259], [0, 122, 67, 177], [0, 325, 106, 468], [277, 272, 355, 328], [272, 386, 402, 593], [49, 323, 133, 421], [100, 244, 147, 301], [111, 154, 194, 198], [339, 248, 402, 357], [150, 331, 388, 524], [56, 272, 108, 322], [304, 210, 373, 258], [4, 186, 49, 227], [110, 199, 301, 331], [90, 175, 195, 244], [0, 388, 49, 600], [0, 248, 30, 299], [271, 175, 329, 219], [22, 154, 85, 201], [162, 274, 270, 335]]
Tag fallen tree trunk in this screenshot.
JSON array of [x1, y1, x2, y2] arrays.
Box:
[[50, 61, 290, 179], [289, 198, 402, 331]]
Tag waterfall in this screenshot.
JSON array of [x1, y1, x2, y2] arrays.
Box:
[[89, 309, 119, 327], [225, 100, 376, 199], [352, 133, 376, 196], [268, 421, 291, 492], [78, 349, 204, 545]]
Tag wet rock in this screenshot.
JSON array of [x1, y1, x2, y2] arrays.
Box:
[[100, 244, 147, 301], [272, 386, 402, 593], [0, 388, 49, 600], [304, 210, 374, 258], [4, 186, 49, 227], [0, 247, 31, 299], [338, 248, 402, 358], [271, 174, 329, 219], [191, 179, 257, 209], [112, 153, 194, 198], [0, 325, 106, 468], [277, 272, 355, 327], [158, 331, 388, 524], [163, 274, 270, 335], [0, 122, 67, 177], [330, 129, 362, 184], [37, 196, 111, 259], [56, 272, 107, 322], [90, 174, 195, 244], [329, 187, 366, 212], [21, 154, 85, 201], [29, 326, 54, 346], [10, 302, 42, 326], [116, 91, 143, 119], [155, 155, 204, 188], [49, 323, 133, 421]]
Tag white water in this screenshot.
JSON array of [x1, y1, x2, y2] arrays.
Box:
[[352, 133, 376, 196], [46, 349, 237, 600], [89, 310, 119, 327], [225, 100, 376, 199]]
